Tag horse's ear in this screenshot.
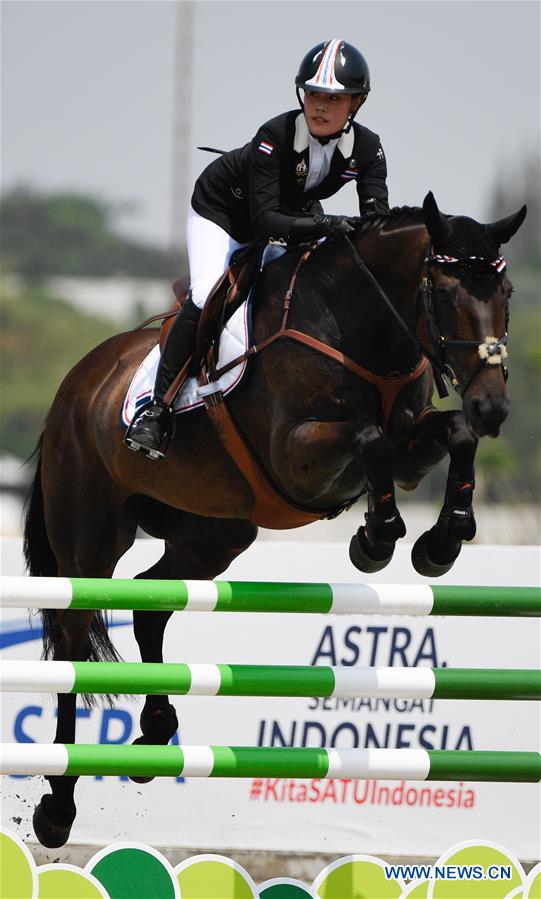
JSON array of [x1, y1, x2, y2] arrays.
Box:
[[485, 205, 527, 246], [422, 191, 452, 246]]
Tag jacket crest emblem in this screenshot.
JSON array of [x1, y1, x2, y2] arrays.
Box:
[[296, 157, 308, 185]]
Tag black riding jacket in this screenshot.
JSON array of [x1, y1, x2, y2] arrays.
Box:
[[191, 110, 389, 244]]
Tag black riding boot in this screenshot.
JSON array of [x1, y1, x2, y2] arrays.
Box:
[[124, 296, 201, 460]]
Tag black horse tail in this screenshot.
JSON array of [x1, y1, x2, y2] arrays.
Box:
[[23, 435, 121, 677], [23, 434, 57, 579]]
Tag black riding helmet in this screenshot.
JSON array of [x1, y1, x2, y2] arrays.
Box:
[[295, 39, 371, 96], [295, 39, 371, 138]]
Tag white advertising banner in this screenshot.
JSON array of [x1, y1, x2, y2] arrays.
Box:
[[1, 539, 540, 859]]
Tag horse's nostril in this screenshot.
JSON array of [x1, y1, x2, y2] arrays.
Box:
[[468, 395, 510, 434]]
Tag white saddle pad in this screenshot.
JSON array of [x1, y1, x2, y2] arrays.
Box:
[[121, 242, 287, 427], [122, 300, 250, 426]]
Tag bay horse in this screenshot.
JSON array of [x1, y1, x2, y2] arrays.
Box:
[[23, 192, 525, 846]]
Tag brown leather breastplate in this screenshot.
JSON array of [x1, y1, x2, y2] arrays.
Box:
[[200, 242, 430, 528]]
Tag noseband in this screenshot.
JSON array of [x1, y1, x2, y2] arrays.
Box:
[[421, 249, 509, 397]]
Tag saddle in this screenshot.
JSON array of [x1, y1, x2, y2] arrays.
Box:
[[161, 243, 262, 360], [134, 243, 263, 409]]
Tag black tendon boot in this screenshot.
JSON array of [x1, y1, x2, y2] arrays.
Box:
[[125, 296, 202, 459]]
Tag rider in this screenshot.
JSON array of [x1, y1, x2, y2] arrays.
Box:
[[125, 38, 390, 459]]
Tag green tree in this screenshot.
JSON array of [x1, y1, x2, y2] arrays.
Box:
[[1, 285, 122, 459], [0, 186, 183, 279]]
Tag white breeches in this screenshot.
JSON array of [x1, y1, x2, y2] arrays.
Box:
[[186, 206, 248, 309]]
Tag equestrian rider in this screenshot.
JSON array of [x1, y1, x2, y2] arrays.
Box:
[[125, 38, 390, 459]]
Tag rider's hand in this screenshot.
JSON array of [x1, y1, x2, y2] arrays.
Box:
[[288, 214, 356, 243], [314, 214, 356, 234], [359, 197, 389, 216]]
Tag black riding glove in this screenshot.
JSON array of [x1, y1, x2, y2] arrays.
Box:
[[314, 214, 356, 234], [359, 197, 389, 216], [288, 214, 356, 242]]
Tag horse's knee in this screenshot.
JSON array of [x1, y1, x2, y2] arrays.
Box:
[[353, 422, 385, 450], [352, 423, 393, 466], [444, 411, 478, 451]]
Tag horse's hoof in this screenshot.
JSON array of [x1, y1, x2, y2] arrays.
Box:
[[411, 529, 461, 577], [349, 529, 395, 573], [129, 735, 157, 783], [130, 703, 179, 784], [33, 794, 76, 848]]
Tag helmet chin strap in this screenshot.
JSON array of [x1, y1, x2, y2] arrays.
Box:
[[296, 87, 362, 144]]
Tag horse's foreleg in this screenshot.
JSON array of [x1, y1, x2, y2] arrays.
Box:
[[394, 409, 478, 576], [349, 422, 406, 573], [413, 411, 478, 576]]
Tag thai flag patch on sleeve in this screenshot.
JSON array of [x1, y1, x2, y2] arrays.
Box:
[[258, 141, 274, 156]]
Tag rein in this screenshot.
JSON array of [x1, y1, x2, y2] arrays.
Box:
[[343, 233, 453, 398], [344, 233, 509, 399]]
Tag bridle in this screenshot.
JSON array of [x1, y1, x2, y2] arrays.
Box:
[[343, 233, 510, 400], [420, 249, 509, 398]]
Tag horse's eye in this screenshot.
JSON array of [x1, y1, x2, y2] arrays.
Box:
[[435, 287, 453, 301], [435, 285, 459, 308]]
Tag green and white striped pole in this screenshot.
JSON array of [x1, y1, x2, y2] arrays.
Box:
[[1, 577, 540, 616], [1, 744, 539, 782], [1, 661, 540, 700]]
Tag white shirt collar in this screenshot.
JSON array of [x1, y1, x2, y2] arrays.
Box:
[[294, 112, 355, 158]]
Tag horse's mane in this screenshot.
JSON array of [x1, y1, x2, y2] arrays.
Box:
[[355, 206, 425, 235]]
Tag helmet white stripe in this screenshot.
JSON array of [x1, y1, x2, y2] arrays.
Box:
[[305, 39, 343, 90]]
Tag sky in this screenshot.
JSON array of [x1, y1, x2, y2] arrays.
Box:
[[1, 0, 539, 249]]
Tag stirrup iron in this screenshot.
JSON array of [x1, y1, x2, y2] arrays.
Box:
[[124, 401, 175, 461]]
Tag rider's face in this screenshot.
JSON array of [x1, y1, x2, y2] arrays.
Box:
[[303, 91, 361, 137]]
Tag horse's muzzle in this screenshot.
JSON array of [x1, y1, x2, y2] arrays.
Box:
[[464, 393, 510, 437]]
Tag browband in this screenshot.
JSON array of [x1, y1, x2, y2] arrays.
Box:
[[427, 250, 507, 273]]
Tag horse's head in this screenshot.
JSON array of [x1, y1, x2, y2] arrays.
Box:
[[421, 191, 527, 437]]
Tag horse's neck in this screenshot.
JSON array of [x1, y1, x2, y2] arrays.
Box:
[[331, 226, 428, 373], [357, 223, 428, 305]]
